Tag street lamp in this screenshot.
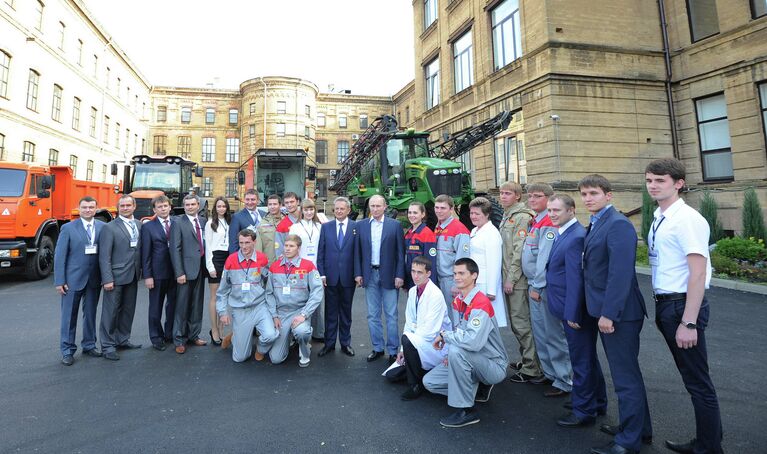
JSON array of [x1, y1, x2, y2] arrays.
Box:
[[551, 114, 561, 183]]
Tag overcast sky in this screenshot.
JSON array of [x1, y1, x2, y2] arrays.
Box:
[[83, 0, 415, 96]]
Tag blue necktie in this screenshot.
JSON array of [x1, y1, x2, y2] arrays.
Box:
[[86, 224, 93, 245], [337, 222, 345, 246]]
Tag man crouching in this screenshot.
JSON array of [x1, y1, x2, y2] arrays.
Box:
[[423, 257, 509, 428], [217, 229, 278, 362], [264, 234, 323, 367]]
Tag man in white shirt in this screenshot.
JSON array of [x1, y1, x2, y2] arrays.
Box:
[[645, 158, 722, 454]]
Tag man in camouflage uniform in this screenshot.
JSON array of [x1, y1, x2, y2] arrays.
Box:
[[255, 194, 284, 264]]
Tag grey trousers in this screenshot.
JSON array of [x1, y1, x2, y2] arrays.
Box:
[[529, 289, 573, 392], [423, 346, 507, 409], [438, 276, 458, 326], [99, 279, 138, 353], [230, 304, 278, 363], [269, 311, 312, 364], [311, 299, 325, 338]]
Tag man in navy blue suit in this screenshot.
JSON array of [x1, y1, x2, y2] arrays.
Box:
[[54, 196, 104, 365], [355, 195, 405, 363], [317, 196, 360, 357], [545, 194, 607, 429], [580, 175, 652, 454], [228, 189, 261, 253], [140, 195, 177, 351]]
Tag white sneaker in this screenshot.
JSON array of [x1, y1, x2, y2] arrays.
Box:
[[299, 356, 310, 367]]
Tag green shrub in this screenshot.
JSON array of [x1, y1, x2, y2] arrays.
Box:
[[636, 244, 649, 266], [640, 188, 655, 243], [742, 188, 766, 243], [700, 191, 724, 244], [710, 253, 740, 277], [714, 236, 766, 262]]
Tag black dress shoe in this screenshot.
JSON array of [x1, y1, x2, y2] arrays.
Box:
[[61, 355, 74, 366], [103, 351, 120, 361], [475, 383, 494, 403], [401, 384, 423, 401], [600, 424, 652, 445], [543, 386, 570, 397], [439, 408, 480, 428], [152, 342, 166, 351], [116, 342, 142, 350], [664, 439, 695, 453], [318, 346, 335, 357], [556, 413, 595, 428], [340, 346, 355, 357], [82, 349, 102, 357], [366, 350, 384, 362], [590, 441, 637, 454], [388, 355, 397, 364]]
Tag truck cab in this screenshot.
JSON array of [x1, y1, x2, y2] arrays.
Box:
[[253, 149, 307, 205], [123, 155, 203, 219]]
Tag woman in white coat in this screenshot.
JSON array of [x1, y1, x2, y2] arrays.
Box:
[[289, 199, 324, 338], [468, 197, 508, 327]]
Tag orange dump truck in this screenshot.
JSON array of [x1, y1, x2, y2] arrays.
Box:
[[0, 161, 120, 280]]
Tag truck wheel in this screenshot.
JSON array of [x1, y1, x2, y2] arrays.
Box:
[[487, 195, 504, 229], [458, 203, 473, 231], [25, 235, 54, 280]]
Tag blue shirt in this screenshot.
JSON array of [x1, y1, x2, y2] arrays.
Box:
[[371, 217, 384, 266], [589, 204, 613, 226]]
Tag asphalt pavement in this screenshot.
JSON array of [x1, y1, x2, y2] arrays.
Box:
[[0, 274, 765, 453]]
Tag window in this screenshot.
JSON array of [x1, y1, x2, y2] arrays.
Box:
[[102, 115, 109, 143], [76, 39, 82, 66], [249, 124, 255, 138], [305, 105, 311, 117], [205, 107, 215, 124], [89, 107, 97, 137], [424, 0, 437, 29], [695, 93, 732, 181], [277, 101, 286, 114], [759, 83, 767, 149], [51, 84, 62, 121], [316, 177, 327, 198], [225, 177, 237, 197], [69, 155, 77, 176], [92, 54, 98, 78], [105, 67, 110, 89], [316, 140, 327, 164], [202, 137, 215, 162], [71, 97, 80, 130], [114, 122, 120, 148], [317, 113, 326, 127], [86, 160, 93, 181], [249, 102, 256, 115], [494, 138, 510, 186], [0, 50, 9, 98], [48, 148, 58, 165], [339, 115, 347, 128], [125, 128, 129, 152], [405, 106, 410, 124], [226, 138, 239, 162], [425, 58, 440, 109], [453, 30, 474, 92], [26, 69, 40, 111], [491, 0, 522, 70], [337, 140, 349, 164], [202, 177, 213, 197], [359, 114, 368, 129], [35, 0, 43, 30], [688, 0, 719, 42], [157, 105, 166, 122], [229, 108, 238, 125], [22, 141, 35, 162], [116, 77, 121, 96], [493, 136, 526, 185], [0, 133, 4, 160], [102, 164, 107, 182], [153, 135, 166, 155], [276, 123, 286, 136], [753, 0, 767, 18], [181, 106, 191, 123], [305, 126, 310, 138], [58, 21, 65, 50], [177, 135, 191, 158]]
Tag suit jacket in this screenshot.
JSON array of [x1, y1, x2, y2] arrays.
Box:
[[99, 218, 142, 286], [169, 214, 207, 280], [140, 217, 174, 280], [545, 221, 586, 323], [356, 217, 405, 289], [229, 208, 260, 253], [317, 218, 360, 287], [54, 219, 104, 291], [583, 206, 646, 322]]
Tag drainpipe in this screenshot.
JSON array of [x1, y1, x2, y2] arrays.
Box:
[[658, 0, 680, 159]]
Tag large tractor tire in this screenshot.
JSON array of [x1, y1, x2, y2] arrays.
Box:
[[425, 202, 439, 230], [458, 195, 504, 230], [25, 235, 54, 280]]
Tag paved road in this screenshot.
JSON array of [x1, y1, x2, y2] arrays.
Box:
[[0, 274, 765, 453]]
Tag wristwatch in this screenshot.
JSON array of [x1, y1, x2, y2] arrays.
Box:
[[681, 320, 697, 329]]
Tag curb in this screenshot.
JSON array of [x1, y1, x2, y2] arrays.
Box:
[[635, 266, 767, 295]]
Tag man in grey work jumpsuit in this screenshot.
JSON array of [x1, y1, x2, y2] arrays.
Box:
[[423, 257, 509, 428]]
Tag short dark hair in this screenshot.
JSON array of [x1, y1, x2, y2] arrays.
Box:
[[238, 229, 257, 241], [526, 182, 554, 197], [548, 194, 576, 210], [267, 194, 281, 204], [578, 174, 612, 194], [118, 194, 136, 205], [151, 195, 170, 208], [412, 255, 432, 272], [434, 194, 455, 208], [469, 197, 491, 216], [454, 257, 479, 277], [645, 158, 686, 182], [79, 196, 97, 205], [244, 189, 258, 198], [283, 191, 300, 202], [183, 194, 199, 204]]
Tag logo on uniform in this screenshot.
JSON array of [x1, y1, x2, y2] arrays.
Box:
[[462, 244, 469, 252], [428, 247, 437, 257], [517, 229, 526, 238], [289, 275, 298, 285], [545, 231, 556, 240], [470, 318, 481, 328]]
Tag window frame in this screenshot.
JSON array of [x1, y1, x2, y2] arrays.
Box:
[[491, 0, 523, 71], [26, 69, 40, 111], [69, 155, 77, 176], [153, 135, 167, 156], [229, 108, 238, 125], [177, 135, 191, 158], [102, 115, 109, 144], [22, 141, 35, 162], [0, 132, 5, 161], [249, 124, 256, 138], [225, 137, 239, 163], [453, 29, 474, 93], [752, 0, 767, 19], [58, 21, 65, 50], [48, 148, 58, 166], [71, 96, 80, 130], [225, 177, 237, 197], [249, 102, 256, 115], [424, 0, 438, 30], [180, 106, 191, 124], [337, 140, 350, 164], [759, 82, 767, 157], [157, 105, 167, 122], [694, 92, 733, 182], [276, 123, 286, 137], [277, 101, 286, 114], [86, 160, 93, 181], [338, 115, 347, 129], [205, 107, 215, 124], [51, 84, 62, 122], [686, 0, 720, 43], [0, 50, 10, 99], [89, 107, 97, 137], [35, 0, 44, 31], [317, 113, 326, 127], [315, 140, 327, 164], [202, 177, 213, 196], [359, 114, 368, 129], [201, 137, 215, 162], [425, 57, 440, 109]]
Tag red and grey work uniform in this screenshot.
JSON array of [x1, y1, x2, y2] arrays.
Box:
[[434, 217, 471, 324], [274, 214, 299, 262], [216, 250, 278, 363], [265, 256, 324, 364], [423, 287, 509, 409], [404, 223, 438, 290]]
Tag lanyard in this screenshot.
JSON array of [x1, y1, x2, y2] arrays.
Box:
[[650, 216, 665, 250], [237, 257, 254, 281], [283, 261, 295, 277], [300, 221, 315, 242]]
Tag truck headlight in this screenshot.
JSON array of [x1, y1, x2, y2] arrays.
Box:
[[0, 250, 16, 258], [0, 250, 9, 258]]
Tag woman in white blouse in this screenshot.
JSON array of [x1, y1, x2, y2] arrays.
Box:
[[289, 199, 324, 338], [205, 197, 231, 345], [468, 197, 508, 328]]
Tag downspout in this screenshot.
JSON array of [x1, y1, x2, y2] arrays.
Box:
[[260, 77, 267, 148], [658, 0, 680, 159]]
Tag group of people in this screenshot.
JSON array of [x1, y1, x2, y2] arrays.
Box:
[[54, 158, 722, 454]]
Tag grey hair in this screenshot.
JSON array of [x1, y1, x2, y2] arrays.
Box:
[[333, 196, 351, 209]]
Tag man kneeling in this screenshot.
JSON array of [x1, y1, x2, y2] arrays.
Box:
[[217, 230, 278, 362], [423, 258, 509, 428], [265, 234, 323, 367]]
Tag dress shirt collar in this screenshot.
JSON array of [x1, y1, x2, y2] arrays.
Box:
[[534, 210, 547, 223], [589, 204, 612, 225], [654, 197, 685, 219], [81, 217, 94, 229], [558, 217, 578, 235], [237, 249, 258, 262], [118, 215, 134, 224], [279, 255, 302, 267], [186, 214, 199, 224], [370, 216, 384, 225], [439, 216, 454, 229], [416, 282, 427, 299]]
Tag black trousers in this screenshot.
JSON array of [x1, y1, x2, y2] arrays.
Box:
[[402, 335, 427, 386], [148, 278, 176, 344], [324, 282, 355, 348]]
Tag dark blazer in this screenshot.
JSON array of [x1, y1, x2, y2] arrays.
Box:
[[228, 208, 260, 253], [99, 218, 142, 285], [583, 206, 646, 322], [317, 218, 360, 287], [54, 219, 104, 291], [546, 221, 586, 323], [356, 217, 405, 289], [169, 214, 207, 280], [140, 217, 174, 280]]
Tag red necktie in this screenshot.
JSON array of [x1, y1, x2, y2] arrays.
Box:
[[194, 218, 204, 256]]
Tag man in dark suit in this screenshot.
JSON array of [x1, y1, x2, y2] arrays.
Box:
[[169, 194, 208, 354], [54, 196, 104, 365], [316, 196, 359, 357], [356, 195, 405, 363], [545, 194, 607, 429], [228, 189, 261, 253], [140, 195, 177, 351], [579, 175, 652, 454], [99, 195, 143, 361]]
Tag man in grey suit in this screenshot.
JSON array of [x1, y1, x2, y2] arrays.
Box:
[[170, 194, 208, 354], [99, 195, 143, 361]]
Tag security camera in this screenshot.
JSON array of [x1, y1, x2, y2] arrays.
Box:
[[550, 114, 560, 121]]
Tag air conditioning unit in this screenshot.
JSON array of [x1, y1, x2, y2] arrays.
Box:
[[351, 134, 359, 140], [204, 190, 210, 197], [329, 170, 337, 176]]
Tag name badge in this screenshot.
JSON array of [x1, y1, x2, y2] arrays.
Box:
[[85, 245, 98, 255], [282, 285, 291, 295], [130, 240, 138, 248], [306, 245, 316, 256], [247, 225, 257, 232], [648, 250, 659, 267], [241, 282, 251, 291]]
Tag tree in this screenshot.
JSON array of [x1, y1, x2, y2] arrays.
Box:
[[700, 191, 724, 245], [742, 188, 766, 242], [640, 187, 655, 244]]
